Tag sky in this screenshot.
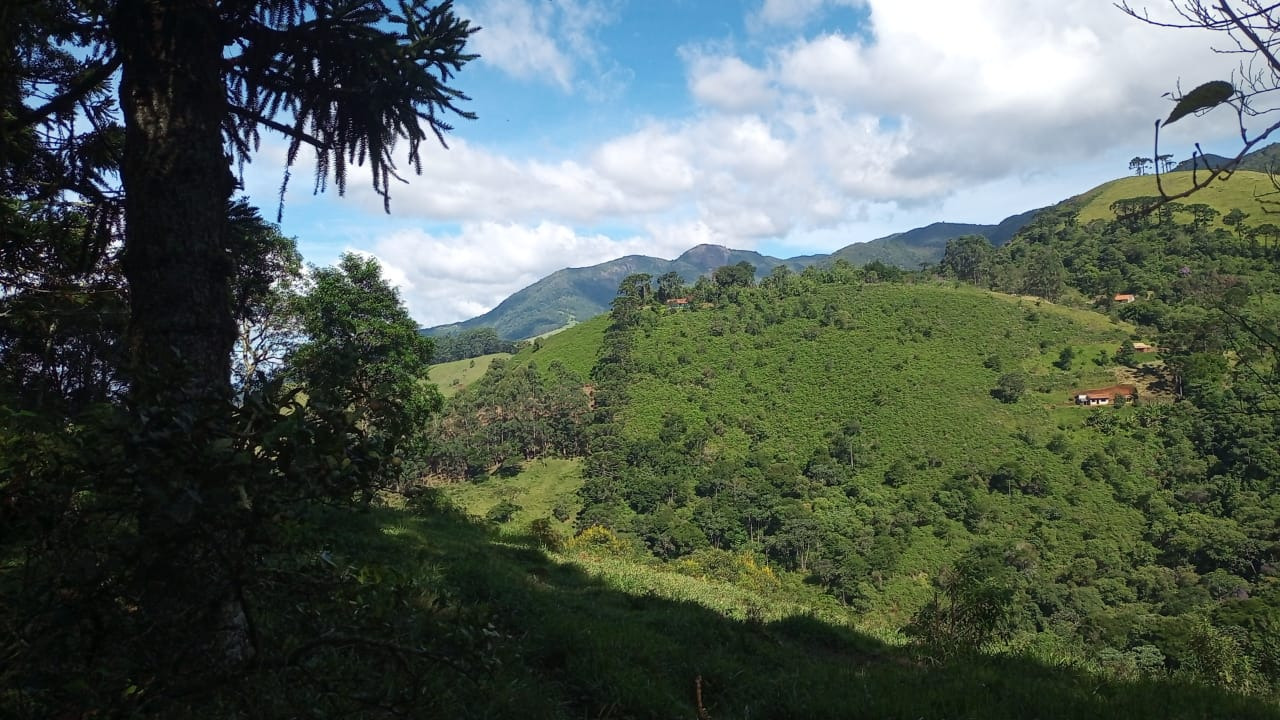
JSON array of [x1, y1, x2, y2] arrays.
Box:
[[239, 0, 1247, 329]]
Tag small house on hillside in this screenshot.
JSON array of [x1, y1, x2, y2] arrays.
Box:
[[1072, 384, 1137, 406], [665, 297, 690, 309], [1131, 342, 1156, 353], [1113, 293, 1137, 304]]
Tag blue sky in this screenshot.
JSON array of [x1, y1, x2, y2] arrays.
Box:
[[240, 0, 1241, 328]]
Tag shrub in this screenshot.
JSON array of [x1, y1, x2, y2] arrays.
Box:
[[565, 525, 631, 556], [526, 518, 565, 551], [992, 372, 1026, 403], [484, 499, 521, 524]]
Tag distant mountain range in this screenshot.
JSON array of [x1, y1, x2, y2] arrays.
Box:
[[426, 142, 1280, 340], [1171, 142, 1280, 173], [424, 211, 1039, 340]]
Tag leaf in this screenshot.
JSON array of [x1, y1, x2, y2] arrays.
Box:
[[1164, 80, 1235, 126]]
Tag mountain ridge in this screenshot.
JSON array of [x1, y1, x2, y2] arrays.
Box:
[[424, 211, 1037, 339]]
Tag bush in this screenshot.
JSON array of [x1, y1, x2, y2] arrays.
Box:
[[992, 372, 1026, 403], [565, 525, 631, 556], [526, 518, 565, 551], [484, 499, 522, 524]]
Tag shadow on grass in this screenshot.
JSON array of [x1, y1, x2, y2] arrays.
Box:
[[258, 501, 1280, 720]]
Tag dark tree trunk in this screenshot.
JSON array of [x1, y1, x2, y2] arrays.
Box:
[[117, 0, 235, 395], [113, 0, 252, 676]]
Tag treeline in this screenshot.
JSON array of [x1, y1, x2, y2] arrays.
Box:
[[563, 244, 1280, 694], [424, 358, 591, 478], [430, 326, 522, 363]]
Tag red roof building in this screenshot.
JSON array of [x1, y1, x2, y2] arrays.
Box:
[[1072, 384, 1137, 406]]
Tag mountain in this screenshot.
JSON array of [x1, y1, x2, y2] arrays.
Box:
[[424, 246, 813, 340], [1075, 169, 1278, 226], [829, 210, 1039, 267], [425, 211, 1040, 340], [1169, 140, 1280, 173]]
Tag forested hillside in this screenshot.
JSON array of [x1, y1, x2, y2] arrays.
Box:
[[432, 189, 1280, 707]]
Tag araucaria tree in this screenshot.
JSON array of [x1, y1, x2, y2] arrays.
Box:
[[2, 0, 477, 698], [1120, 2, 1280, 199]]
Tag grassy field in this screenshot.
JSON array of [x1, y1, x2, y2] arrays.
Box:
[[507, 312, 609, 380], [222, 499, 1280, 719], [428, 352, 510, 397], [1076, 169, 1277, 226], [443, 457, 584, 531]]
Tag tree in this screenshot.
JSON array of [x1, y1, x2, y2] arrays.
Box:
[[1054, 346, 1076, 371], [227, 201, 305, 394], [713, 261, 756, 290], [2, 0, 477, 684], [992, 372, 1026, 403], [1223, 207, 1250, 238], [656, 271, 688, 302], [1128, 156, 1153, 176], [1020, 246, 1067, 301], [940, 235, 993, 285], [1120, 2, 1280, 202], [5, 0, 475, 410], [289, 253, 442, 450]]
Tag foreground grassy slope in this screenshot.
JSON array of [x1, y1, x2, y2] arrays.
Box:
[[445, 457, 583, 530], [1076, 169, 1276, 226], [233, 500, 1279, 719]]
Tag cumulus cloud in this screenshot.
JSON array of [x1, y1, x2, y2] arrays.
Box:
[[368, 221, 695, 326], [686, 55, 775, 112], [750, 0, 865, 29], [461, 0, 618, 92], [272, 1, 1257, 328]]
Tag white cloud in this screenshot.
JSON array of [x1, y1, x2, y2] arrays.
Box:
[[750, 0, 865, 29], [370, 221, 694, 326], [254, 1, 1260, 329], [461, 0, 618, 92], [686, 55, 775, 112]]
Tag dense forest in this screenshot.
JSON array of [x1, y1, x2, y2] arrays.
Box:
[[434, 198, 1280, 700]]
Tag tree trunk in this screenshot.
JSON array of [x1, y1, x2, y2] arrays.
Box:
[[114, 0, 251, 676], [117, 0, 235, 394]]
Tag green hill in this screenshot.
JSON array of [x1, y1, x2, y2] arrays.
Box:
[[423, 246, 811, 340], [422, 212, 1039, 341], [225, 499, 1278, 719], [1076, 169, 1279, 227], [426, 254, 1279, 703], [830, 210, 1039, 267], [427, 352, 511, 397]]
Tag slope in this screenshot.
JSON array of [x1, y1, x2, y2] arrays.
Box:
[[217, 499, 1279, 719], [1076, 169, 1278, 226], [423, 246, 811, 340], [830, 209, 1039, 267]]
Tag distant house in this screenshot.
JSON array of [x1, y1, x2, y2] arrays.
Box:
[[1113, 293, 1137, 304], [1072, 384, 1137, 406], [1131, 342, 1156, 353], [665, 297, 690, 309]]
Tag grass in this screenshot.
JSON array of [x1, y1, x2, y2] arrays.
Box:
[[428, 352, 511, 397], [1076, 170, 1277, 227], [217, 499, 1280, 719], [442, 457, 584, 530], [508, 312, 609, 380], [623, 283, 1132, 467]]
